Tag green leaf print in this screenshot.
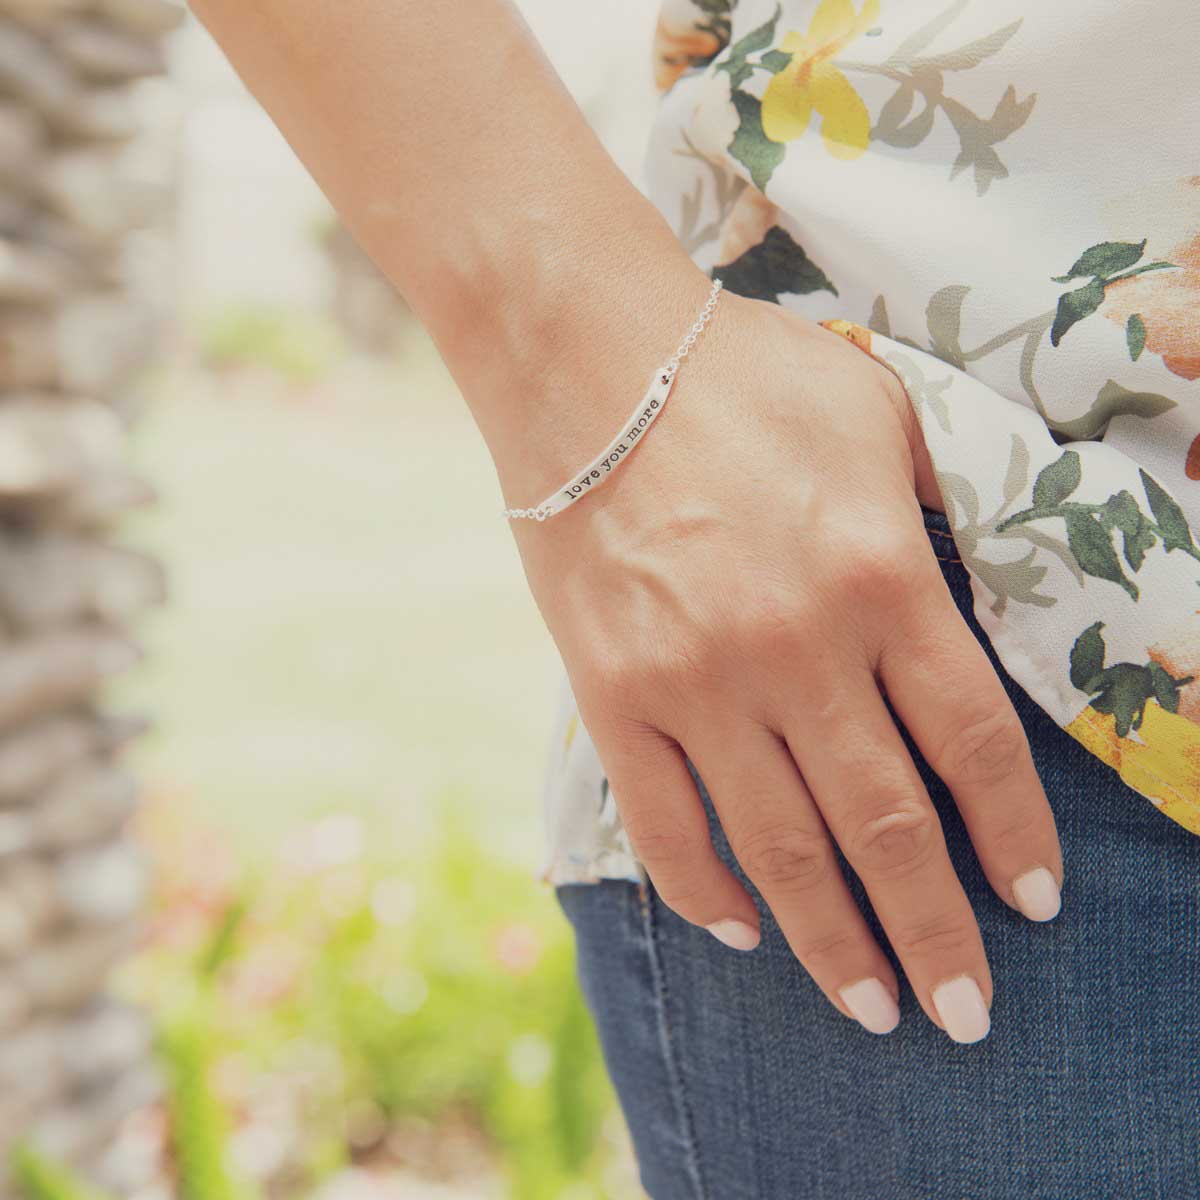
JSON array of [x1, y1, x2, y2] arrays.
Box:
[[1093, 663, 1160, 736], [1063, 509, 1138, 599], [728, 89, 786, 192], [1148, 661, 1189, 714], [1126, 313, 1146, 361], [1104, 489, 1156, 570], [1031, 450, 1081, 510], [1049, 240, 1178, 348], [716, 4, 781, 88], [1051, 379, 1175, 442], [1069, 621, 1107, 691], [1052, 240, 1147, 283], [759, 48, 791, 72], [1140, 469, 1195, 553], [999, 456, 1200, 598], [1050, 278, 1106, 347], [712, 225, 837, 303], [1067, 623, 1194, 737]]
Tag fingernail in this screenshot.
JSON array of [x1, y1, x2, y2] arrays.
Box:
[[932, 975, 990, 1044], [706, 919, 760, 952], [1012, 866, 1061, 922], [839, 977, 900, 1035]]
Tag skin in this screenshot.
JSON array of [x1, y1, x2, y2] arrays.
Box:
[[189, 0, 1063, 1038]]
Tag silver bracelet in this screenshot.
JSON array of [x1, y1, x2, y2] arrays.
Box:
[[502, 277, 724, 522]]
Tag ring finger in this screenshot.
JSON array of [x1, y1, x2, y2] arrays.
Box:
[[689, 719, 903, 1035], [784, 665, 993, 1044]]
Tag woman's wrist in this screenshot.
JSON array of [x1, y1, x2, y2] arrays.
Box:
[[437, 205, 716, 508]]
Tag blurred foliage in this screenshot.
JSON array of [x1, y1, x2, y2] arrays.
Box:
[[102, 309, 632, 1197], [118, 804, 630, 1198], [160, 1014, 261, 1200], [9, 1146, 111, 1200], [197, 306, 346, 383]]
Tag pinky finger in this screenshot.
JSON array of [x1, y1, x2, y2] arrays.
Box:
[[601, 726, 762, 951]]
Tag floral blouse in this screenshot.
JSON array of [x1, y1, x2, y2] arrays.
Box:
[[542, 0, 1200, 886]]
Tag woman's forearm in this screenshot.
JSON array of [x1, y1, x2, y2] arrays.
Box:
[[187, 0, 708, 491]]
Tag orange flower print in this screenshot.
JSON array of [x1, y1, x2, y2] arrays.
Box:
[[653, 2, 722, 93], [1103, 176, 1200, 381], [820, 318, 873, 354], [715, 189, 781, 267], [1149, 617, 1200, 725]]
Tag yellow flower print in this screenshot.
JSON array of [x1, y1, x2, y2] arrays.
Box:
[[760, 0, 879, 160], [1066, 701, 1200, 835]]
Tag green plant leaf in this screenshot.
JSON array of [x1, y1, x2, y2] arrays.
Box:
[[1050, 278, 1107, 346], [1051, 239, 1146, 282], [1063, 509, 1137, 599], [759, 48, 791, 72], [1140, 468, 1195, 552], [1032, 450, 1081, 509], [1126, 312, 1146, 361], [1069, 621, 1106, 692], [728, 89, 786, 191]]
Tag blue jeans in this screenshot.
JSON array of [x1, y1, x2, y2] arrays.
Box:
[[557, 507, 1200, 1200]]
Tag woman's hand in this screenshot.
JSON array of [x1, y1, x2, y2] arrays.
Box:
[[508, 266, 1063, 1044], [190, 0, 1061, 1044]]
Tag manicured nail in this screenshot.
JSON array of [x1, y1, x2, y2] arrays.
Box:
[[706, 919, 760, 951], [839, 977, 900, 1034], [932, 975, 990, 1044], [1012, 867, 1061, 922]]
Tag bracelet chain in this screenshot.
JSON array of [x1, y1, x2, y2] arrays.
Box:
[[502, 277, 724, 522]]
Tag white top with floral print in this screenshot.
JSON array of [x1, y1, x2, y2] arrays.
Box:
[[543, 0, 1200, 886]]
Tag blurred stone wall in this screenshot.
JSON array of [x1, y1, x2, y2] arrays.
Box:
[[0, 0, 180, 1194]]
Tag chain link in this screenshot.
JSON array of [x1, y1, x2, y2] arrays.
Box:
[[503, 277, 723, 521], [664, 277, 723, 378], [500, 505, 549, 521]]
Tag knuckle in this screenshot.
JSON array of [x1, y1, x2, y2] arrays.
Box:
[[737, 823, 831, 892], [940, 707, 1027, 788], [732, 590, 808, 659], [622, 816, 693, 872], [791, 926, 857, 964], [845, 802, 938, 879], [642, 631, 725, 701], [989, 806, 1047, 861], [840, 532, 913, 598], [654, 875, 710, 914], [892, 912, 976, 960], [585, 651, 652, 722]]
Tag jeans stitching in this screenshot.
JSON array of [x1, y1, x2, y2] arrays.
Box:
[[637, 882, 709, 1200]]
